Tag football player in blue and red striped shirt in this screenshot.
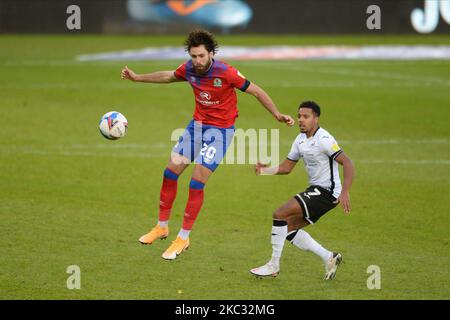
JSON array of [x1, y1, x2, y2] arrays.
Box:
[[121, 29, 294, 260]]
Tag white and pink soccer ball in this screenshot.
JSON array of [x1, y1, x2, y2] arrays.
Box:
[[98, 111, 128, 140]]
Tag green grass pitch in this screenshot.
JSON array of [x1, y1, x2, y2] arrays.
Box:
[[0, 35, 449, 299]]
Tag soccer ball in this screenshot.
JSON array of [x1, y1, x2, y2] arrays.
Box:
[[98, 111, 128, 140]]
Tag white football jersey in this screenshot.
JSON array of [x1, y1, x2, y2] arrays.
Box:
[[287, 127, 343, 198]]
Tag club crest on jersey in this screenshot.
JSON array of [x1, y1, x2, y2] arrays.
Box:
[[213, 78, 222, 87], [190, 76, 196, 83]]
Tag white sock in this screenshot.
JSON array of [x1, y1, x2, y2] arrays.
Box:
[[158, 220, 168, 228], [290, 229, 332, 263], [270, 220, 288, 267], [177, 228, 190, 240]]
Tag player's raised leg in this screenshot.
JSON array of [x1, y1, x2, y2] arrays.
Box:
[[288, 227, 340, 280], [139, 153, 190, 245], [162, 163, 212, 260], [287, 193, 341, 280]]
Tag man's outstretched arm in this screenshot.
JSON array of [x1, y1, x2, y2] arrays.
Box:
[[121, 66, 182, 83], [255, 159, 298, 176], [245, 82, 295, 127]]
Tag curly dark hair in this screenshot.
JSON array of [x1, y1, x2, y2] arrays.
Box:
[[184, 29, 219, 54], [299, 101, 321, 116]]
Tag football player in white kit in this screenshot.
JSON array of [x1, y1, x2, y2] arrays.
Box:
[[250, 101, 354, 280]]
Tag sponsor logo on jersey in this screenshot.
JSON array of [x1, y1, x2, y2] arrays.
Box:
[[199, 91, 211, 100], [196, 91, 220, 106]]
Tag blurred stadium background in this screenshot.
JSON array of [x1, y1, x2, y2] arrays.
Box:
[[0, 0, 449, 300]]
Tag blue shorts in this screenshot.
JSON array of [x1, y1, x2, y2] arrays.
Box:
[[172, 120, 235, 172]]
